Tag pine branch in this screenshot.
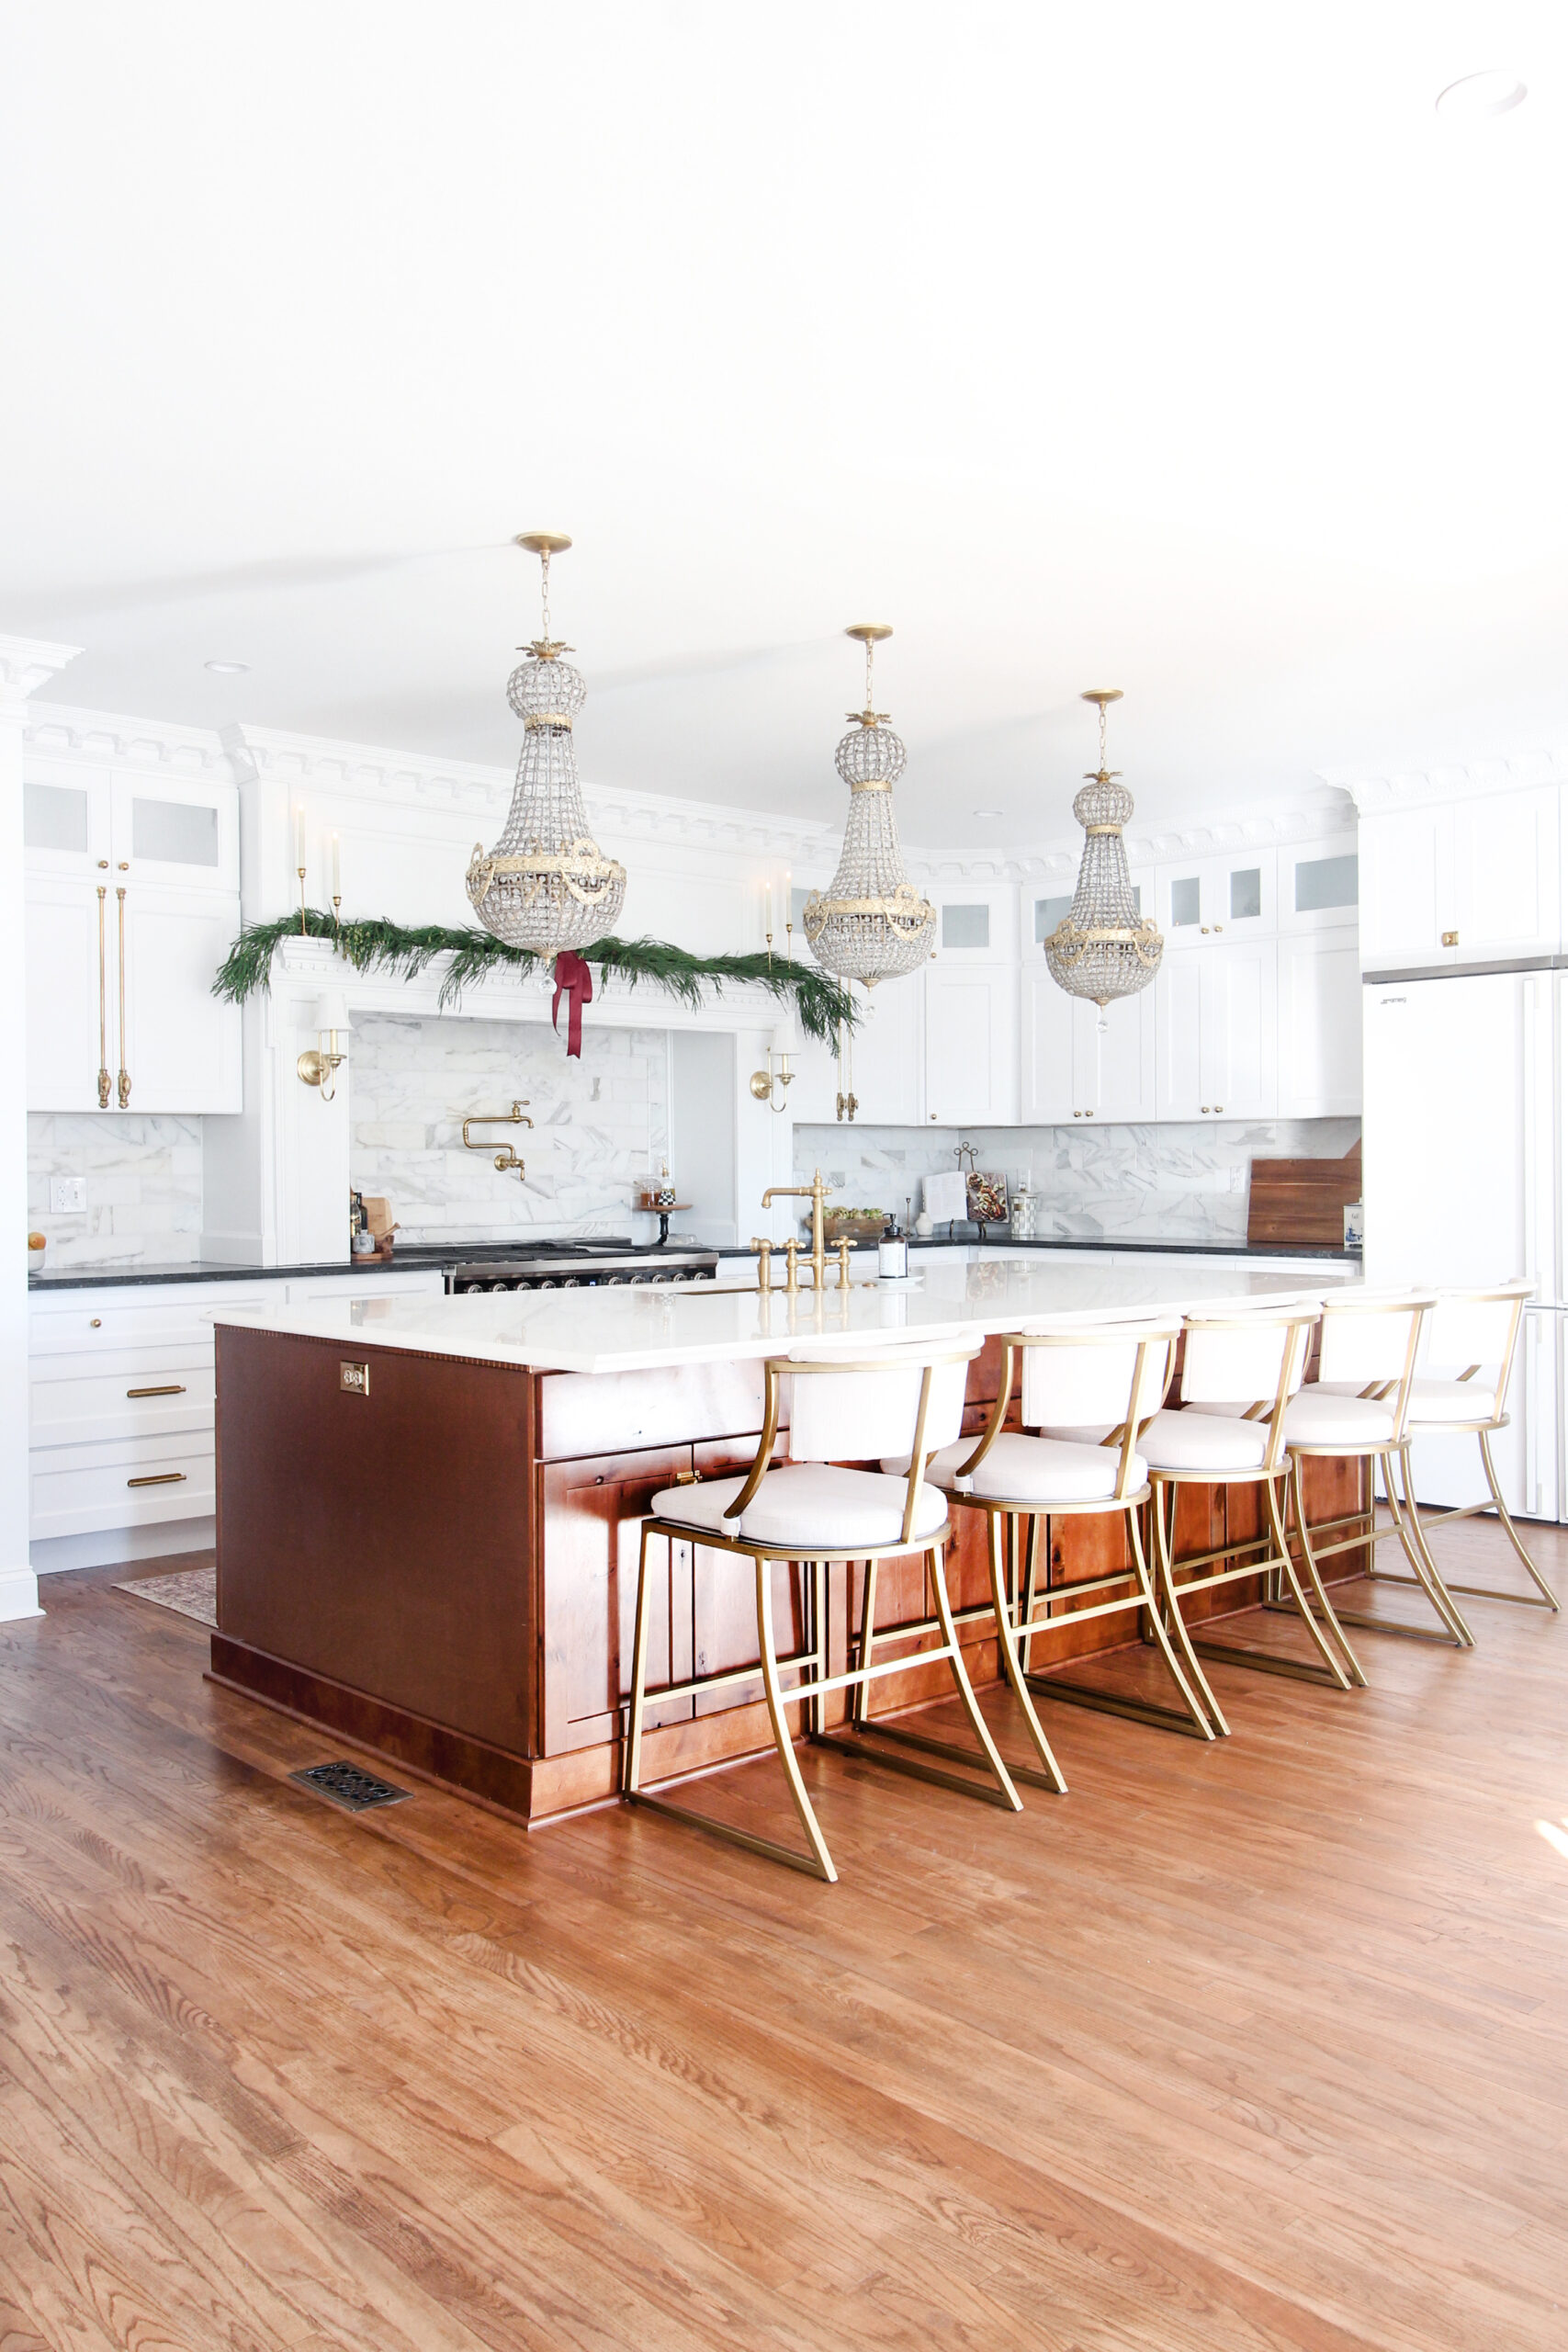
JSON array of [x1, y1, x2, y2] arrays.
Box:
[[211, 911, 862, 1040]]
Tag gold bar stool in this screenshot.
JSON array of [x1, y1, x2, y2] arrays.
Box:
[[624, 1337, 1021, 1884], [1269, 1288, 1461, 1656], [1372, 1280, 1558, 1616], [886, 1318, 1211, 1776], [1141, 1305, 1350, 1725]]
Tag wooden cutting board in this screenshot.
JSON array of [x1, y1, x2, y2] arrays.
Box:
[[1246, 1141, 1361, 1249]]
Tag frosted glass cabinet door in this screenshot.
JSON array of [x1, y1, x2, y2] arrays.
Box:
[[109, 775, 240, 892], [26, 878, 107, 1111], [119, 889, 243, 1114]]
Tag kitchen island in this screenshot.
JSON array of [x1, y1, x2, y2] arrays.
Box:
[[210, 1258, 1363, 1822]]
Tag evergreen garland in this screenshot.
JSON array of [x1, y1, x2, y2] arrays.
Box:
[[212, 909, 861, 1042]]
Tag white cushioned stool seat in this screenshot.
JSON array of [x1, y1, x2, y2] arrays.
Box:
[[1406, 1376, 1499, 1425], [1281, 1388, 1398, 1448], [651, 1464, 948, 1549], [883, 1430, 1146, 1504], [1137, 1407, 1270, 1474]]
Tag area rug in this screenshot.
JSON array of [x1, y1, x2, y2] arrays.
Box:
[[112, 1566, 218, 1628]]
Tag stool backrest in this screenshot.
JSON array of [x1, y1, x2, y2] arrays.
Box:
[[1020, 1321, 1173, 1432], [1425, 1280, 1531, 1408], [722, 1337, 984, 1547], [1315, 1291, 1433, 1437], [964, 1320, 1179, 1503], [1179, 1306, 1318, 1471]]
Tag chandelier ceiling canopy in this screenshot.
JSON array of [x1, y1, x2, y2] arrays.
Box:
[[803, 625, 935, 991], [1043, 688, 1164, 1008], [466, 533, 626, 956]]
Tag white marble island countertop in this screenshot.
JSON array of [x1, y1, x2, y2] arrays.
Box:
[[214, 1256, 1358, 1376]]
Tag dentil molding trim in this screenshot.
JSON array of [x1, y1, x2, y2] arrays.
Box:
[[907, 792, 1356, 885], [26, 700, 241, 777], [0, 635, 83, 715], [1323, 750, 1568, 816]]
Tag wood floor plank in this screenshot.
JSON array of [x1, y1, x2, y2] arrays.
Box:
[[0, 1530, 1562, 2349]]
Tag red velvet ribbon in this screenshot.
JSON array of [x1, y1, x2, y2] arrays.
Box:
[[551, 950, 594, 1057]]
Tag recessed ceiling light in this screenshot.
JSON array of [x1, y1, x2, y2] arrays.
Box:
[[973, 808, 1003, 819], [204, 659, 249, 674], [1436, 70, 1527, 119]]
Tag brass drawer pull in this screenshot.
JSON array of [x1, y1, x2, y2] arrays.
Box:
[[128, 1471, 187, 1487], [127, 1384, 186, 1398]]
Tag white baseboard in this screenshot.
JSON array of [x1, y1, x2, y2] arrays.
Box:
[[32, 1516, 216, 1576], [0, 1564, 43, 1622]]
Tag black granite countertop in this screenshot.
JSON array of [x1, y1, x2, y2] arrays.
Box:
[[28, 1230, 1362, 1292]]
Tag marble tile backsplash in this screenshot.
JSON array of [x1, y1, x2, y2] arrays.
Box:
[[28, 1114, 205, 1271], [349, 1013, 670, 1246], [795, 1118, 1362, 1245]]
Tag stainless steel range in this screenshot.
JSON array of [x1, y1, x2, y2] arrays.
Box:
[[445, 1240, 718, 1293]]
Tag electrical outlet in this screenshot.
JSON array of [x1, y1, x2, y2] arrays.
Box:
[[49, 1177, 85, 1215]]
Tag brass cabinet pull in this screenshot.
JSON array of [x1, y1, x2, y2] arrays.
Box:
[[128, 1471, 186, 1487], [126, 1384, 186, 1398], [96, 886, 110, 1108], [116, 887, 130, 1107]]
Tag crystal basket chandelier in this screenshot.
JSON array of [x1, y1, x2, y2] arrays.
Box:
[[1043, 689, 1163, 1006], [803, 625, 935, 989], [466, 532, 626, 953]]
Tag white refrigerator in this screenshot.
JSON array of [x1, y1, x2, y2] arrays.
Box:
[[1361, 968, 1561, 1521]]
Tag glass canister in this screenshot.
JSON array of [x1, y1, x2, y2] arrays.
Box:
[[1010, 1181, 1036, 1241]]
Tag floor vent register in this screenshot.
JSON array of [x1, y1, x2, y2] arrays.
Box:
[[290, 1760, 412, 1812]]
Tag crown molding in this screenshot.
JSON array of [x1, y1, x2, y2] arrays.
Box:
[[1323, 750, 1568, 817], [0, 636, 82, 716], [225, 721, 840, 863], [25, 700, 237, 776], [904, 792, 1355, 884]]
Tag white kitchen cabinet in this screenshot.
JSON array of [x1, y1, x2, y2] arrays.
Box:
[[1021, 965, 1154, 1125], [930, 887, 1019, 966], [1359, 788, 1560, 971], [1279, 839, 1359, 933], [1156, 938, 1277, 1121], [784, 982, 919, 1128], [1156, 849, 1277, 947], [24, 765, 243, 1114], [1278, 930, 1361, 1117], [924, 965, 1019, 1125]]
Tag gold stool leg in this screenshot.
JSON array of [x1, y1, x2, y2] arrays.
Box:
[[1286, 1455, 1366, 1686], [983, 1509, 1069, 1792], [1140, 1490, 1224, 1737], [925, 1542, 1022, 1813], [756, 1555, 837, 1883], [624, 1520, 658, 1797], [1393, 1448, 1475, 1645], [1480, 1427, 1561, 1608], [852, 1558, 879, 1729]]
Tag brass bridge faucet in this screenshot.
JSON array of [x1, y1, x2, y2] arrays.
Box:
[[761, 1169, 834, 1291]]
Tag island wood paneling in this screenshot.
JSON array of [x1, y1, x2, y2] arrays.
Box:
[[211, 1327, 1367, 1824]]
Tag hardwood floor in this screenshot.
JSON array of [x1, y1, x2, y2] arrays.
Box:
[[0, 1523, 1563, 2351]]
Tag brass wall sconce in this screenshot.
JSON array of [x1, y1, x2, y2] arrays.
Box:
[[462, 1100, 533, 1180], [750, 1022, 795, 1113], [297, 991, 353, 1102]]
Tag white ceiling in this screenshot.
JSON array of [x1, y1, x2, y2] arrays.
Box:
[[4, 1, 1567, 850]]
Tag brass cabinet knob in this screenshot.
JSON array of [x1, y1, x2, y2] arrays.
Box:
[[1073, 1110, 1081, 1118], [89, 1317, 102, 1328], [1201, 1106, 1211, 1115], [1442, 930, 1459, 947]]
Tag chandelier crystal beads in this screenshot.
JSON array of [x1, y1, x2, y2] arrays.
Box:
[[466, 533, 626, 954], [803, 626, 935, 989], [1043, 689, 1163, 1007]]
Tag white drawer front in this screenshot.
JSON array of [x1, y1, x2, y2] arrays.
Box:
[[30, 1431, 215, 1539], [284, 1272, 446, 1306], [30, 1357, 216, 1448], [30, 1285, 275, 1355]]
